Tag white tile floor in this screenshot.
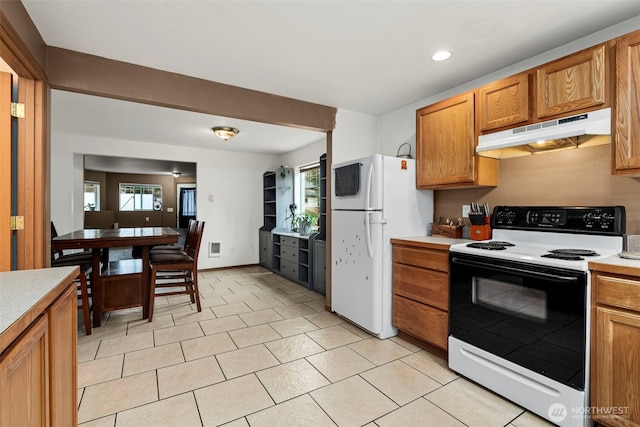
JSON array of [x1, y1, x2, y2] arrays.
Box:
[[76, 266, 556, 427]]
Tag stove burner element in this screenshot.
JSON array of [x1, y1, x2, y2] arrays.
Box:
[[466, 242, 508, 250], [549, 249, 600, 256], [488, 241, 515, 246], [541, 253, 584, 261]]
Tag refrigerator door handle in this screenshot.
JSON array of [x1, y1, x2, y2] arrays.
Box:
[[365, 161, 374, 210], [365, 212, 373, 259]]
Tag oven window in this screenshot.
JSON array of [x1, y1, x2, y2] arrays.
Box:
[[450, 254, 588, 390], [473, 277, 547, 321]]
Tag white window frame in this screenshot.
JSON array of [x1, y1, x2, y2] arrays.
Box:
[[84, 180, 100, 211], [119, 183, 163, 211]]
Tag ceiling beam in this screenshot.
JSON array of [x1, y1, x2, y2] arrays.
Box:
[[46, 46, 336, 132]]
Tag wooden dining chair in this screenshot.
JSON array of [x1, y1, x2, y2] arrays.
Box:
[[51, 222, 93, 335], [149, 219, 197, 255], [148, 221, 205, 322], [51, 256, 92, 335], [51, 222, 93, 264]]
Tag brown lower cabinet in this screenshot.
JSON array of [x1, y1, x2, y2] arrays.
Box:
[[391, 239, 453, 358], [590, 264, 640, 427], [0, 269, 78, 427]]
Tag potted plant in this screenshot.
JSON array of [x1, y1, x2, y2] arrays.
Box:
[[278, 166, 292, 191], [295, 211, 317, 235]]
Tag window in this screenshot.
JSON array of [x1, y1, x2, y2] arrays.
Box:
[[300, 163, 320, 218], [84, 181, 100, 211], [119, 183, 163, 211]]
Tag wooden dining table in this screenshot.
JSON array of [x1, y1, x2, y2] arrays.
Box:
[[52, 227, 180, 327]]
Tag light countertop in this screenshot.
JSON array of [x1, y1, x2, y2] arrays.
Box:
[[589, 253, 640, 277], [272, 229, 313, 240], [0, 266, 78, 336], [390, 235, 472, 249]]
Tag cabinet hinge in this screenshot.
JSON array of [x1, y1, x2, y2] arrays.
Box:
[[10, 216, 24, 231], [10, 102, 25, 118]]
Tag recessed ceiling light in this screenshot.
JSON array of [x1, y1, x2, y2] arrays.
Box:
[[431, 50, 452, 61]]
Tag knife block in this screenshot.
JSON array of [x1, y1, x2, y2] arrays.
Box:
[[432, 224, 463, 239], [470, 216, 491, 241]]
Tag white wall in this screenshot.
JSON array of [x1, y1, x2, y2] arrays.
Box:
[[279, 138, 326, 169], [332, 109, 379, 163], [51, 133, 281, 269]]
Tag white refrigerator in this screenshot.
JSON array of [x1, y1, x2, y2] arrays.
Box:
[[331, 154, 433, 339]]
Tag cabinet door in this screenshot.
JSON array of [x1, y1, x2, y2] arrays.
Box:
[[536, 44, 607, 118], [48, 285, 77, 427], [392, 294, 448, 350], [593, 306, 640, 426], [416, 92, 476, 187], [259, 231, 272, 269], [313, 240, 326, 295], [614, 30, 640, 175], [478, 73, 532, 131], [0, 315, 50, 427]]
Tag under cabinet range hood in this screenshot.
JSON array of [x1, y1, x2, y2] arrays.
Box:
[[477, 107, 611, 159]]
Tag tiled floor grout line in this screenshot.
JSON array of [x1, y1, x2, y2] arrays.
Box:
[[76, 266, 554, 427]]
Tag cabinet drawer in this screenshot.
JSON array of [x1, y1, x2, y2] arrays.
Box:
[[280, 236, 299, 248], [595, 274, 640, 312], [392, 295, 448, 350], [393, 263, 448, 311], [393, 246, 449, 272], [280, 246, 298, 263], [280, 259, 298, 281]]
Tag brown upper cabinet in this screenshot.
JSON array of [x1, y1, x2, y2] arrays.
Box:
[[536, 43, 609, 119], [416, 92, 498, 189], [613, 30, 640, 176], [478, 73, 532, 132]]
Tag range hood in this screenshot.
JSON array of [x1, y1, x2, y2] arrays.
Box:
[[477, 107, 611, 159]]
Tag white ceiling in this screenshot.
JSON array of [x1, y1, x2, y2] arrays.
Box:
[[21, 0, 640, 172]]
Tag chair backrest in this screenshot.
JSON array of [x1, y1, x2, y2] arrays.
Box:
[[185, 221, 205, 262], [182, 219, 198, 252], [51, 222, 63, 261]]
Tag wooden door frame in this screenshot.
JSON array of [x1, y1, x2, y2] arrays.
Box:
[[1, 11, 49, 269]]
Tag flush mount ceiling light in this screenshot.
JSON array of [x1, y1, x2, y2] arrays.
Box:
[[212, 126, 240, 140], [172, 172, 181, 177], [431, 50, 452, 61]]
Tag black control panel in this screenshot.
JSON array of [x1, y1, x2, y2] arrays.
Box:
[[491, 206, 626, 235]]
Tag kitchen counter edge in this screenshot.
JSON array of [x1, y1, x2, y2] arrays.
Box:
[[0, 266, 79, 353], [390, 235, 472, 250], [589, 255, 640, 277]]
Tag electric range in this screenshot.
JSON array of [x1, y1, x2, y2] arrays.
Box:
[[448, 206, 625, 427]]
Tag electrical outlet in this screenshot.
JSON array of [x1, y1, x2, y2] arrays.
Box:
[[145, 216, 150, 222], [462, 205, 471, 218]]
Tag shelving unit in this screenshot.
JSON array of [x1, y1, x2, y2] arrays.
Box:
[[262, 172, 277, 231], [259, 167, 293, 269], [317, 153, 327, 240], [311, 153, 327, 294]]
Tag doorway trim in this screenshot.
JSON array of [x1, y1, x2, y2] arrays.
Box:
[[176, 183, 196, 228], [1, 10, 49, 270]]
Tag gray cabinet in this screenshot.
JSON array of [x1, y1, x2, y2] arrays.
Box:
[[259, 230, 272, 269], [260, 167, 293, 270], [272, 231, 310, 288], [312, 238, 326, 295]]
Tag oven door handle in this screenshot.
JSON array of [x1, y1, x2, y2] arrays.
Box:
[[450, 257, 579, 283]]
